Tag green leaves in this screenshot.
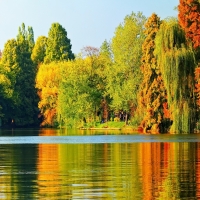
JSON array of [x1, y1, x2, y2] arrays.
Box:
[[31, 36, 47, 65], [44, 23, 74, 63], [107, 12, 146, 111], [155, 19, 196, 133]]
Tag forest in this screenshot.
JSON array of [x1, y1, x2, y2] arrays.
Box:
[[0, 0, 200, 134]]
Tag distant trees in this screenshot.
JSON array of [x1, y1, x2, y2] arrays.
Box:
[[1, 9, 200, 133]]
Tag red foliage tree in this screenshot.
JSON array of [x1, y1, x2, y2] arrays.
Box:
[[178, 0, 200, 49]]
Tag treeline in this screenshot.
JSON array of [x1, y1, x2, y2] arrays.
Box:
[[0, 1, 200, 133]]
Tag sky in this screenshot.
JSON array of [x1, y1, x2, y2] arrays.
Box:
[[0, 0, 179, 55]]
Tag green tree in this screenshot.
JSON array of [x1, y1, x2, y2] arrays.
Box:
[[155, 18, 196, 133], [0, 39, 21, 124], [10, 23, 39, 126], [100, 40, 112, 60], [27, 26, 35, 53], [44, 23, 74, 63], [31, 36, 47, 65], [58, 59, 92, 128], [0, 63, 12, 119], [58, 45, 111, 128], [107, 12, 146, 121]]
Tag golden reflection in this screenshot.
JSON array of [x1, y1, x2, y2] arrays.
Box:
[[36, 141, 199, 199], [0, 139, 199, 199], [37, 144, 60, 198]]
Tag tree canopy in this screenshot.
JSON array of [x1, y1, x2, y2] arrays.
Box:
[[44, 23, 75, 63]]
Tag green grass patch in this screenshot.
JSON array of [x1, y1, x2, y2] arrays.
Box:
[[95, 121, 125, 128]]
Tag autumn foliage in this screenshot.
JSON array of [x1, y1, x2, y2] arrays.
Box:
[[195, 66, 200, 106], [178, 0, 200, 49]]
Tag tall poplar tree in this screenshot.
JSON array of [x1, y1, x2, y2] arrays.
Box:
[[155, 18, 196, 133], [44, 23, 74, 63], [12, 23, 39, 126]]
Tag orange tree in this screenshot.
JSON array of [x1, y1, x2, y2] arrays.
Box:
[[178, 0, 200, 49], [138, 13, 171, 133]]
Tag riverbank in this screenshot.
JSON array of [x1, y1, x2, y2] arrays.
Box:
[[79, 121, 141, 133]]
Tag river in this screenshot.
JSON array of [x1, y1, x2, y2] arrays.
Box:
[[0, 128, 199, 199]]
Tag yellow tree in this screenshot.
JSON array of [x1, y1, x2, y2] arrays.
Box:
[[36, 62, 61, 126]]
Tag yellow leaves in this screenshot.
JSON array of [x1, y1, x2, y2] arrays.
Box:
[[36, 62, 62, 126]]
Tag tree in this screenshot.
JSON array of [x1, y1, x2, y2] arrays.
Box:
[[0, 23, 39, 127], [0, 63, 12, 119], [44, 23, 74, 63], [0, 39, 21, 124], [179, 0, 200, 118], [31, 36, 47, 65], [28, 26, 35, 52], [100, 40, 112, 60], [81, 46, 107, 123], [12, 23, 39, 126], [155, 18, 197, 133], [138, 13, 170, 133], [107, 12, 146, 121], [36, 62, 60, 126], [58, 59, 93, 128], [178, 0, 200, 49], [57, 45, 111, 128]]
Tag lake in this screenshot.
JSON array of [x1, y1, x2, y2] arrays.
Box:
[[0, 128, 200, 199]]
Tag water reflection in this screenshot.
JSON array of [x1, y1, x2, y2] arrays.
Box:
[[0, 133, 199, 199]]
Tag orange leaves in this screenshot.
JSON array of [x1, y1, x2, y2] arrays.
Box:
[[195, 66, 200, 106], [178, 0, 200, 49], [163, 102, 171, 119]]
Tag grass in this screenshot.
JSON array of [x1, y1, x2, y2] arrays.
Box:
[[81, 121, 136, 130]]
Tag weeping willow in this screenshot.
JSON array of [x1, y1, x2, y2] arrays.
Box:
[[155, 18, 196, 133]]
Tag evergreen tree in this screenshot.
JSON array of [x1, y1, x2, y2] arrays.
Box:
[[44, 23, 74, 63], [138, 13, 170, 133]]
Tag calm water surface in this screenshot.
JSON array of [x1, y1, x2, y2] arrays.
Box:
[[0, 128, 200, 199]]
